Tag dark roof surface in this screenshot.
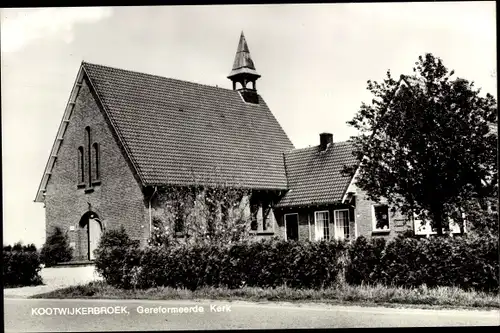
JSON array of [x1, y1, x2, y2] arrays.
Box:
[[276, 141, 358, 207], [82, 62, 294, 189], [228, 32, 260, 78]]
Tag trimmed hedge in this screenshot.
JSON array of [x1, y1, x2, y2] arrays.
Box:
[[346, 235, 499, 292], [95, 229, 499, 293], [3, 243, 43, 287], [137, 239, 346, 290]]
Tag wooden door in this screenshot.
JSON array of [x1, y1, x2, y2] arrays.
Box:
[[88, 218, 102, 260]]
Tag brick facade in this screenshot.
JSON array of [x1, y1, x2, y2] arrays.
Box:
[[44, 77, 150, 261], [353, 184, 412, 240]]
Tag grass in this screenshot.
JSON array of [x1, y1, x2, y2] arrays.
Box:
[[31, 281, 500, 310]]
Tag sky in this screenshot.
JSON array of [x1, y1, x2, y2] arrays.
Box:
[[1, 3, 497, 247]]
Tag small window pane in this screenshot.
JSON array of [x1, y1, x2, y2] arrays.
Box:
[[334, 210, 349, 240], [374, 205, 390, 230], [315, 211, 329, 241]]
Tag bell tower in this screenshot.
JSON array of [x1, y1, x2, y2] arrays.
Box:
[[228, 32, 261, 104]]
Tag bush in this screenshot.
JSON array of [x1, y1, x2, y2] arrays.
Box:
[[96, 227, 498, 293], [3, 242, 43, 287], [40, 226, 73, 267], [346, 234, 499, 292], [345, 236, 385, 285], [133, 238, 346, 291], [94, 226, 141, 289]]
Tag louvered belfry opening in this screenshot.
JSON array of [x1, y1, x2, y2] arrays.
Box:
[[228, 31, 261, 104]]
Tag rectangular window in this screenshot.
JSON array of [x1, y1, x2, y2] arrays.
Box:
[[334, 209, 350, 240], [372, 205, 390, 231], [314, 211, 330, 241]]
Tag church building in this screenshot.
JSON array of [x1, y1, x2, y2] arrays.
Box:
[[35, 32, 427, 262]]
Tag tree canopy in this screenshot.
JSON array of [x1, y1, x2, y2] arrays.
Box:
[[343, 53, 497, 235]]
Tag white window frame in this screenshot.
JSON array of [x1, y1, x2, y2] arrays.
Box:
[[334, 209, 350, 240], [314, 210, 330, 241], [372, 204, 390, 232], [284, 213, 299, 241], [262, 204, 276, 233], [414, 214, 467, 236]]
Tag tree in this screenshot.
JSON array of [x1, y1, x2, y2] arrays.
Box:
[[343, 53, 497, 235], [40, 226, 73, 266]]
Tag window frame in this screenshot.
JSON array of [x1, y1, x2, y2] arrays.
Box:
[[372, 204, 390, 232], [284, 213, 299, 241], [314, 210, 330, 241], [333, 209, 350, 240], [77, 146, 85, 187], [91, 142, 101, 185]]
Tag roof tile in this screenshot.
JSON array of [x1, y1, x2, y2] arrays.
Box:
[[82, 62, 294, 189], [276, 141, 358, 207]]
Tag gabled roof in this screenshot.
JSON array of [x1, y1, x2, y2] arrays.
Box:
[[82, 62, 295, 188], [276, 141, 358, 208], [35, 61, 294, 201]]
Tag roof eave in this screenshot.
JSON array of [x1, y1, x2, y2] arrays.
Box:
[[34, 64, 86, 203]]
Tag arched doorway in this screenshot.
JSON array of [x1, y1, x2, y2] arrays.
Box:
[[79, 211, 103, 260]]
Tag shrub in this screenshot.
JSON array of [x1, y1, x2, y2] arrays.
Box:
[[40, 226, 73, 267], [3, 242, 43, 287], [345, 236, 386, 285], [93, 226, 141, 289], [347, 234, 499, 292], [134, 238, 347, 291]]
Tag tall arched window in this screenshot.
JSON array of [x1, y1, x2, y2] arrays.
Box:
[[92, 142, 100, 182], [85, 126, 92, 186], [77, 146, 85, 185]]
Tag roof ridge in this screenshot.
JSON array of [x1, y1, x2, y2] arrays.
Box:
[[82, 61, 241, 94], [287, 140, 352, 153]]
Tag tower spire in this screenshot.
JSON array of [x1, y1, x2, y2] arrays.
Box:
[[228, 31, 261, 92]]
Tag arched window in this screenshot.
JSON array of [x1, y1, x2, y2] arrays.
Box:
[[77, 146, 85, 185], [92, 142, 100, 182], [85, 126, 92, 186]]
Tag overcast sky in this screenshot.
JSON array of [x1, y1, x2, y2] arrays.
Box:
[[1, 3, 496, 247]]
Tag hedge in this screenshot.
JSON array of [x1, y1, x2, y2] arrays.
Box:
[[95, 229, 499, 293], [3, 243, 43, 287], [346, 235, 499, 292]]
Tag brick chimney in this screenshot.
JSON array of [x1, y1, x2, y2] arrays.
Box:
[[319, 133, 333, 151]]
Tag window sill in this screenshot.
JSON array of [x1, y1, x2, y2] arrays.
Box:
[[92, 180, 101, 186], [372, 229, 390, 234], [250, 231, 275, 236], [77, 183, 86, 189], [84, 187, 94, 194]]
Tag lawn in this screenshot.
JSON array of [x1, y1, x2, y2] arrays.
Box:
[[31, 281, 500, 310]]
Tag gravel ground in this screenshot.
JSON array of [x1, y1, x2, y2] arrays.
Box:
[[3, 265, 102, 298]]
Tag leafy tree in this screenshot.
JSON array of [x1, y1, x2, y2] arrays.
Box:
[[343, 53, 497, 235], [40, 226, 73, 266]]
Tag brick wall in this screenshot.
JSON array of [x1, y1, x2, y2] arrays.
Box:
[[150, 189, 286, 242], [44, 76, 149, 261], [353, 184, 412, 241]]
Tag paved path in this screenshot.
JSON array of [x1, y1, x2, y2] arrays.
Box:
[[4, 298, 499, 331], [3, 266, 102, 298]]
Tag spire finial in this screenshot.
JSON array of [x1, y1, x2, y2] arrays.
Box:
[[228, 32, 261, 92]]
